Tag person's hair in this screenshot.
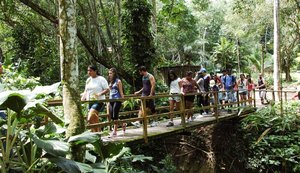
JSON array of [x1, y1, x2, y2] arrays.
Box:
[[139, 66, 147, 72], [167, 70, 178, 86], [240, 73, 245, 78], [186, 71, 193, 77], [88, 65, 100, 75], [247, 75, 252, 83], [108, 67, 118, 84]]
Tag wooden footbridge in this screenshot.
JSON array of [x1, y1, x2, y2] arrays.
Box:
[[47, 89, 295, 144]]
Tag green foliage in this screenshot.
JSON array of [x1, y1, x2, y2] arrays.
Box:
[[156, 0, 199, 65], [1, 65, 41, 90], [122, 0, 156, 71], [241, 102, 300, 172], [9, 23, 60, 85]]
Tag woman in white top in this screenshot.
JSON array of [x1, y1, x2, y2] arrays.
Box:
[[81, 65, 109, 132], [167, 70, 182, 127], [237, 73, 248, 106]]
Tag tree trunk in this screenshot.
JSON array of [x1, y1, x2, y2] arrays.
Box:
[[261, 44, 265, 75], [152, 0, 157, 43], [284, 58, 292, 82], [273, 0, 281, 101], [58, 0, 85, 161]]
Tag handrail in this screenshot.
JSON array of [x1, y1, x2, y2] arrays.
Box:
[[46, 89, 297, 143]]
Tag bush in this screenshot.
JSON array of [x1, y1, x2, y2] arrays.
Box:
[[241, 102, 300, 173]]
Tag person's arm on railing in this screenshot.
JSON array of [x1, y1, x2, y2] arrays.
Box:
[[134, 88, 143, 95]]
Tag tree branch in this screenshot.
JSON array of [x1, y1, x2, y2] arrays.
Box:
[[17, 0, 135, 86]]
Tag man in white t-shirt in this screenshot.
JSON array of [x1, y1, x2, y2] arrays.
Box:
[[81, 65, 109, 132]]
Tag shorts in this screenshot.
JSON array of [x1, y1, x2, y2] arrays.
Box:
[[169, 93, 181, 102], [184, 95, 195, 103], [88, 102, 104, 112], [259, 90, 266, 98], [146, 99, 156, 114], [225, 91, 234, 102], [239, 90, 247, 95]]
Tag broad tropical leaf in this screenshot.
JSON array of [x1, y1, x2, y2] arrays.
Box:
[[0, 91, 27, 114], [32, 135, 69, 157], [48, 156, 93, 173], [68, 131, 100, 145]]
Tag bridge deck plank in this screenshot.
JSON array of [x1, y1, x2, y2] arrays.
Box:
[[101, 107, 256, 144]]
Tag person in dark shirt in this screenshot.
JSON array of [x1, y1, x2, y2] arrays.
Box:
[[134, 66, 157, 127]]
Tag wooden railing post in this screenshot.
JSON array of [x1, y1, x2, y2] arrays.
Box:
[[140, 98, 148, 143], [180, 94, 186, 127], [236, 90, 240, 109], [284, 92, 287, 102], [272, 89, 275, 102], [213, 91, 219, 121], [253, 89, 256, 108], [106, 102, 111, 132]]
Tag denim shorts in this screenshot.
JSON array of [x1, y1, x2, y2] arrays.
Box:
[[88, 103, 104, 112], [225, 91, 234, 102]]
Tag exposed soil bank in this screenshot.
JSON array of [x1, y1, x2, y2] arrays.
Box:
[[129, 118, 255, 173]]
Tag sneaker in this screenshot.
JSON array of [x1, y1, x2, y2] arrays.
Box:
[[132, 121, 141, 128], [150, 121, 158, 127], [166, 121, 174, 127]]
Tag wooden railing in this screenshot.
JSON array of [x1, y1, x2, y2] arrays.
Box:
[[47, 89, 298, 143]]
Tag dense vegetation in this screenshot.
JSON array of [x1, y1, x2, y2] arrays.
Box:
[[0, 0, 299, 86], [0, 0, 300, 172]]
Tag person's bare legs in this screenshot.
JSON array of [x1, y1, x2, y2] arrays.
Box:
[[169, 100, 175, 121], [88, 109, 100, 132]]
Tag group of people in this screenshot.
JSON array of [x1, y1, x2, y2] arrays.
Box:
[[80, 65, 273, 136]]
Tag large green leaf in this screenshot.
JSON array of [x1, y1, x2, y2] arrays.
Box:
[[31, 82, 60, 95], [48, 156, 94, 173], [32, 135, 68, 157], [0, 91, 27, 114], [68, 132, 100, 145]]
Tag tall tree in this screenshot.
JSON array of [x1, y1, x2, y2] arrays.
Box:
[[273, 0, 280, 100], [58, 0, 85, 161]]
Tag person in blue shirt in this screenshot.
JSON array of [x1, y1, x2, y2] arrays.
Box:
[[221, 69, 236, 113], [108, 68, 125, 137]]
